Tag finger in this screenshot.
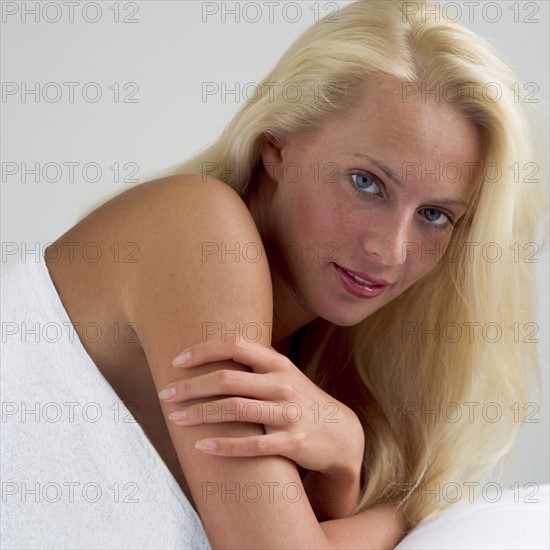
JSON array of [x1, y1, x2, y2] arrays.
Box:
[[168, 398, 288, 426], [159, 369, 285, 403], [193, 431, 296, 459], [172, 339, 292, 374]]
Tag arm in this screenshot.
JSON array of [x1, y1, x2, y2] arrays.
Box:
[[166, 338, 365, 521], [321, 505, 408, 550], [123, 175, 326, 548], [302, 468, 361, 521], [122, 175, 406, 548]]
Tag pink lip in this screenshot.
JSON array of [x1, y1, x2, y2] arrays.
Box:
[[332, 263, 388, 299], [334, 264, 390, 286]]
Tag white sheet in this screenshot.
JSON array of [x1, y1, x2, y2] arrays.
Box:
[[397, 482, 550, 549]]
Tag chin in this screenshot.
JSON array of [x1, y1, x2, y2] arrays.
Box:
[[318, 306, 374, 327], [314, 294, 392, 326]]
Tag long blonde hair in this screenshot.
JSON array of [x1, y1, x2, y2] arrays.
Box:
[[160, 0, 547, 526]]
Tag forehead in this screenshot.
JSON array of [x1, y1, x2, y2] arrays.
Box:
[[317, 79, 482, 174]]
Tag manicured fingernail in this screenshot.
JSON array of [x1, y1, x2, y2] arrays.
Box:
[[172, 350, 192, 367], [168, 409, 187, 421], [158, 386, 176, 400], [195, 439, 217, 452]]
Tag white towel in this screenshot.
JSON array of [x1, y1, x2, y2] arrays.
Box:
[[1, 245, 210, 550]]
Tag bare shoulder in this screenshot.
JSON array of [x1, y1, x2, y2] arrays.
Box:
[[44, 173, 278, 526], [117, 173, 273, 348], [117, 172, 249, 214], [114, 173, 264, 266], [99, 172, 258, 244], [46, 172, 271, 356], [117, 175, 315, 549]]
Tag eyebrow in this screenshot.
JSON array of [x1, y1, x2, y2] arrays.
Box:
[[347, 152, 469, 209], [350, 153, 404, 188]]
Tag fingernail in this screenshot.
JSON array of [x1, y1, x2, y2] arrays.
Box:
[[195, 439, 217, 452], [168, 409, 187, 421], [158, 386, 176, 400], [172, 350, 192, 367]]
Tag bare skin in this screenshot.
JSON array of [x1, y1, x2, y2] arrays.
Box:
[[44, 78, 480, 548], [44, 180, 197, 503], [248, 78, 480, 334]]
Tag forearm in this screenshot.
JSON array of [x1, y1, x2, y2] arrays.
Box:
[[162, 367, 399, 549], [320, 504, 409, 550], [180, 431, 403, 550], [160, 365, 332, 549], [302, 467, 361, 521]]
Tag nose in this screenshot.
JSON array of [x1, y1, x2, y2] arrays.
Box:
[[361, 215, 413, 267]]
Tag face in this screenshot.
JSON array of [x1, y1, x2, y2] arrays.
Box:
[[258, 78, 481, 327]]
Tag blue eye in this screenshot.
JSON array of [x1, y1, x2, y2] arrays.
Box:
[[350, 172, 382, 195], [348, 170, 457, 232], [419, 207, 454, 230]]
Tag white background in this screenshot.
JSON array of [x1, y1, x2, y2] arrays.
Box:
[[1, 1, 548, 489]]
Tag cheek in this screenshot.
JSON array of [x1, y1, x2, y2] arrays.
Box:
[[293, 179, 340, 239]]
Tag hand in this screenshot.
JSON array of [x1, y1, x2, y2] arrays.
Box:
[[158, 338, 365, 479]]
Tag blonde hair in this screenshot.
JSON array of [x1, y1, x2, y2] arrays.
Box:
[[161, 0, 548, 527]]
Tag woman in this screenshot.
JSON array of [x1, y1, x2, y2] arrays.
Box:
[[2, 0, 547, 548]]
